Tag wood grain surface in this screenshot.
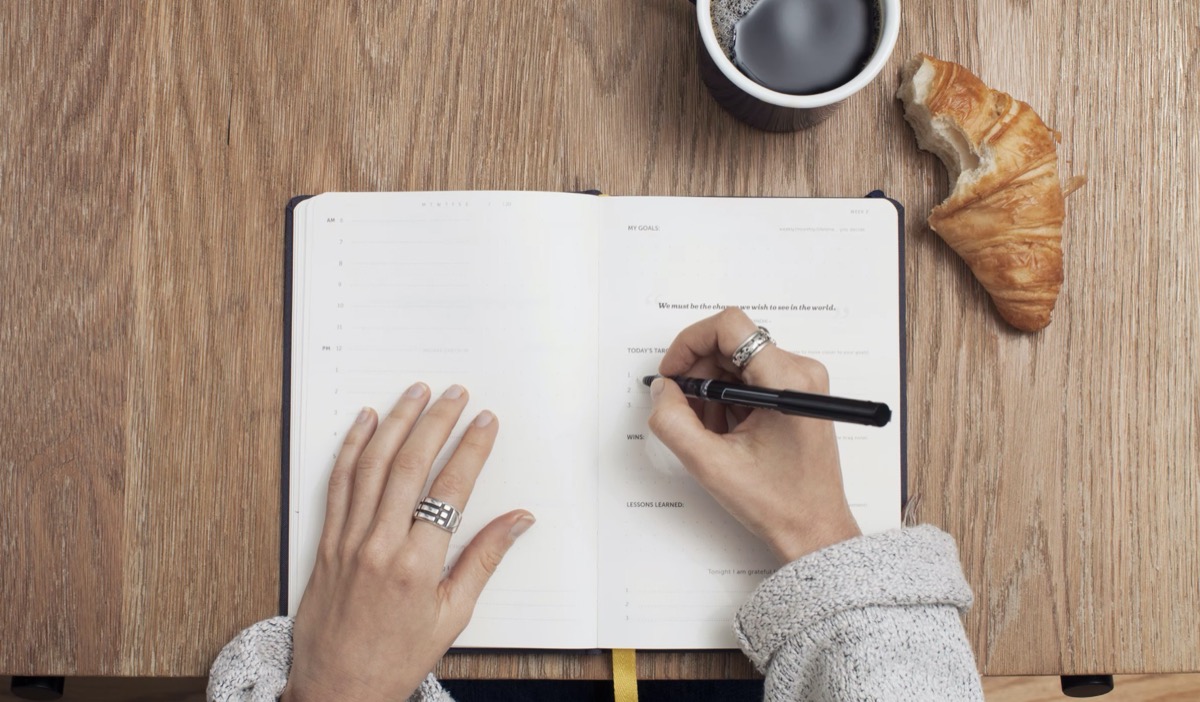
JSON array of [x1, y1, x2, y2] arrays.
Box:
[[1, 0, 1197, 679]]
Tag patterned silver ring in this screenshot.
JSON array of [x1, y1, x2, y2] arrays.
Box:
[[413, 497, 462, 534], [731, 326, 773, 370]]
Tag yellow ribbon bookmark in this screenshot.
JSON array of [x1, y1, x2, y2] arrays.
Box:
[[612, 648, 639, 702]]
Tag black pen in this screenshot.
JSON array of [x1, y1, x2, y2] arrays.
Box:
[[641, 375, 892, 427]]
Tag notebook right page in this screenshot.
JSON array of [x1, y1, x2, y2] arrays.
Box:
[[595, 196, 903, 649]]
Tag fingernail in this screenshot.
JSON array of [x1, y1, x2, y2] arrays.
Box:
[[405, 382, 427, 398], [356, 407, 371, 423], [509, 515, 535, 539], [443, 384, 465, 400], [650, 377, 665, 401], [473, 410, 495, 427]]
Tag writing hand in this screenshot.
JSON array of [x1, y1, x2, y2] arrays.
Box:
[[282, 383, 534, 702], [649, 308, 860, 562]]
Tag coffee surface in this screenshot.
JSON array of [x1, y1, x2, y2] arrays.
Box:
[[727, 0, 878, 95]]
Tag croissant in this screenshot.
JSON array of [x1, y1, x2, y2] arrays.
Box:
[[898, 53, 1064, 332]]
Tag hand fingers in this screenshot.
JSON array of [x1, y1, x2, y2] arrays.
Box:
[[668, 356, 733, 434], [647, 377, 726, 472], [675, 355, 730, 388], [440, 510, 535, 632], [317, 407, 378, 561], [729, 405, 753, 426], [371, 384, 471, 537], [342, 383, 431, 548], [409, 409, 500, 555], [701, 400, 729, 434], [658, 307, 790, 386]]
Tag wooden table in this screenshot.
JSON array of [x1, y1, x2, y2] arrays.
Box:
[[2, 0, 1197, 682]]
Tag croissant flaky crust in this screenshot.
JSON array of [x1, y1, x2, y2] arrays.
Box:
[[898, 53, 1064, 332]]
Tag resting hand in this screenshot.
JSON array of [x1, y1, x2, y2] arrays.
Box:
[[649, 309, 860, 562], [282, 383, 534, 702]]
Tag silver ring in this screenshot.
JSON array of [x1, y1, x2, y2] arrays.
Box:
[[413, 497, 462, 533], [731, 326, 773, 370]]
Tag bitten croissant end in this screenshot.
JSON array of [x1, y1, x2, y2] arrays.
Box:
[[898, 53, 1065, 332]]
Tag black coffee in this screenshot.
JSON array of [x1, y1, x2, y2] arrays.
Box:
[[730, 0, 879, 95]]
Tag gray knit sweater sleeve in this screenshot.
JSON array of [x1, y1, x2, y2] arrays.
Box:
[[735, 525, 983, 701], [206, 616, 453, 702]]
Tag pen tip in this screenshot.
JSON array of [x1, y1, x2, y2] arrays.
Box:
[[641, 375, 659, 387]]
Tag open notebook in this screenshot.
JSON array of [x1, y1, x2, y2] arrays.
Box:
[[284, 191, 905, 649]]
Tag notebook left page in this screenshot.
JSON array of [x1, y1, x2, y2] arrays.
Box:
[[289, 192, 600, 648]]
